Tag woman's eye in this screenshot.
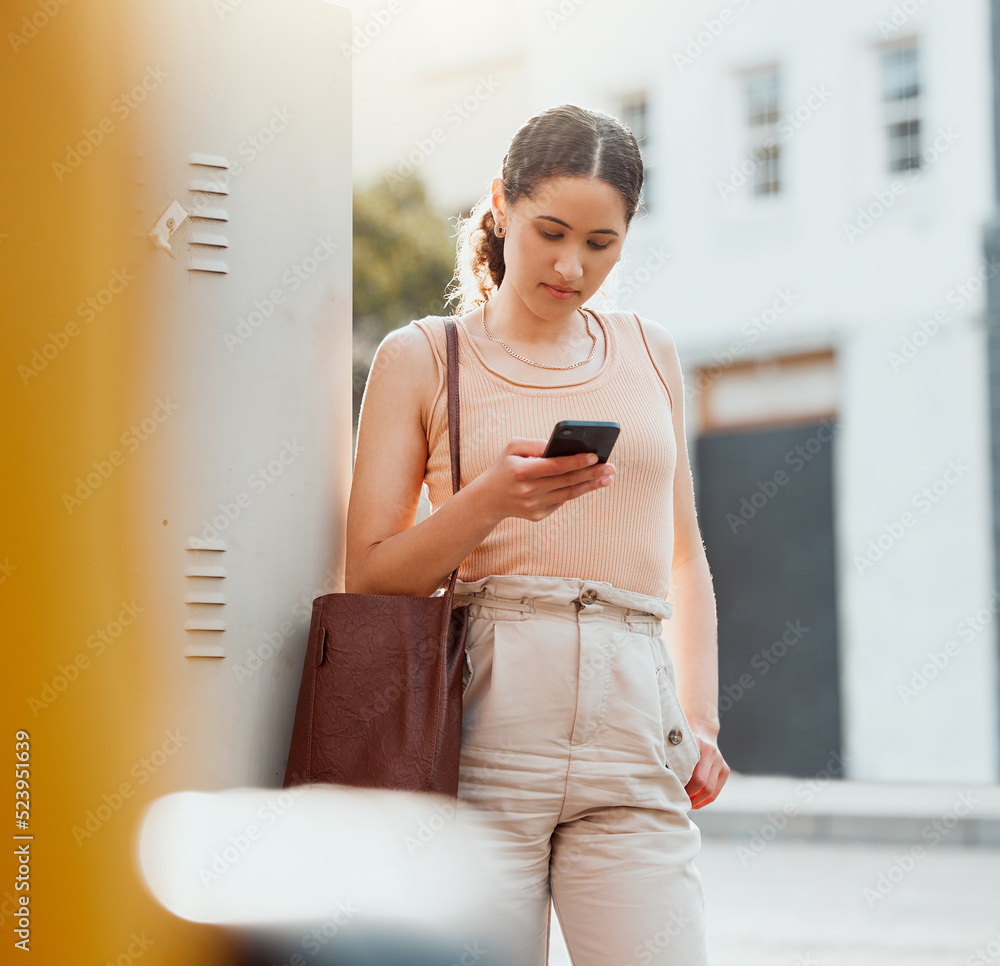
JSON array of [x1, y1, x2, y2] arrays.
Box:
[[540, 230, 611, 251]]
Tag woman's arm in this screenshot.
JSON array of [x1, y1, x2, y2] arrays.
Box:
[[639, 316, 729, 807], [345, 324, 501, 597], [667, 554, 719, 739]]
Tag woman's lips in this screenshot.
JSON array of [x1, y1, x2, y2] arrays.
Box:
[[542, 283, 577, 300]]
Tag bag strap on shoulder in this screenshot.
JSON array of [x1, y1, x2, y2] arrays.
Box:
[[443, 318, 461, 592]]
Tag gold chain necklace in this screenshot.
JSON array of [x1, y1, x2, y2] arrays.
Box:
[[480, 301, 596, 370]]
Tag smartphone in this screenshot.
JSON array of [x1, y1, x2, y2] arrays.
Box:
[[542, 420, 620, 464]]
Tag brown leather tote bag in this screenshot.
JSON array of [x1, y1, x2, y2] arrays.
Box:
[[283, 318, 469, 796]]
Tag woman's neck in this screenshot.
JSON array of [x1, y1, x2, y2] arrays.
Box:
[[481, 287, 588, 348]]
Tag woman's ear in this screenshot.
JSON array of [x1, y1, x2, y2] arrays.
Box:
[[490, 177, 507, 229]]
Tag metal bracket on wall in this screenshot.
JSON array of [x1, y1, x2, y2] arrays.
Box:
[[147, 200, 189, 258]]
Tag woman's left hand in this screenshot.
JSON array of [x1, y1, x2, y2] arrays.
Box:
[[684, 732, 730, 809]]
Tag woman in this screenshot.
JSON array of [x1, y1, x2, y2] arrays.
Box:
[[346, 104, 729, 966]]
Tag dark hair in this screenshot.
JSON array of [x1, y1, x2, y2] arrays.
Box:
[[446, 104, 644, 314]]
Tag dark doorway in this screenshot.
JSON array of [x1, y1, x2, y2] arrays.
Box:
[[694, 418, 842, 777]]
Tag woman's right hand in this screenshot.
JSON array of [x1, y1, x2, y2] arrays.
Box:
[[471, 437, 616, 524]]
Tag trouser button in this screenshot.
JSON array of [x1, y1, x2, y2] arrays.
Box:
[[580, 589, 599, 605]]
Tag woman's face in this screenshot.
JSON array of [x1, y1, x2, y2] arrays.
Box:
[[494, 174, 628, 319]]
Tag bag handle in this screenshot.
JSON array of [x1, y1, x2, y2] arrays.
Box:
[[442, 318, 461, 596]]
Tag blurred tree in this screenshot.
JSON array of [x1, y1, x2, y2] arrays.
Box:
[[353, 175, 456, 436]]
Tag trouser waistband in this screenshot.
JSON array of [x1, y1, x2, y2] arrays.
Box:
[[451, 573, 673, 622]]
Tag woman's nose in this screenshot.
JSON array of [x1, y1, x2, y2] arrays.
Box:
[[554, 248, 583, 281]]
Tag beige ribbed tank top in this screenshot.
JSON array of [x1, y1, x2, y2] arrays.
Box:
[[411, 309, 677, 600]]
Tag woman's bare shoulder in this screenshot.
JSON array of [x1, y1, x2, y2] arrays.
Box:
[[370, 318, 448, 433], [630, 313, 681, 413], [630, 313, 676, 349]]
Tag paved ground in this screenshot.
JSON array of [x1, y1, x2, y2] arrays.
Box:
[[546, 775, 1000, 964], [549, 835, 1000, 964], [698, 835, 1000, 965]]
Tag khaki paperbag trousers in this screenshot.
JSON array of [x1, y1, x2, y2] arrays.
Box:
[[451, 573, 708, 966]]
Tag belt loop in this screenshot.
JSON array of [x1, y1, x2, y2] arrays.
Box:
[[454, 590, 536, 614]]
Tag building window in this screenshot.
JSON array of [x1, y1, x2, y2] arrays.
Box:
[[746, 69, 781, 196], [881, 43, 921, 172], [620, 93, 651, 214]]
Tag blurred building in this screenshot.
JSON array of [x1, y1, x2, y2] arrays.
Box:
[[351, 0, 998, 783]]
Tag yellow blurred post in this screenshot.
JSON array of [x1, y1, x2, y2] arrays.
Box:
[[2, 1, 238, 961]]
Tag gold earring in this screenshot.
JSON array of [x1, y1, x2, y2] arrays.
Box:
[[494, 224, 506, 238]]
